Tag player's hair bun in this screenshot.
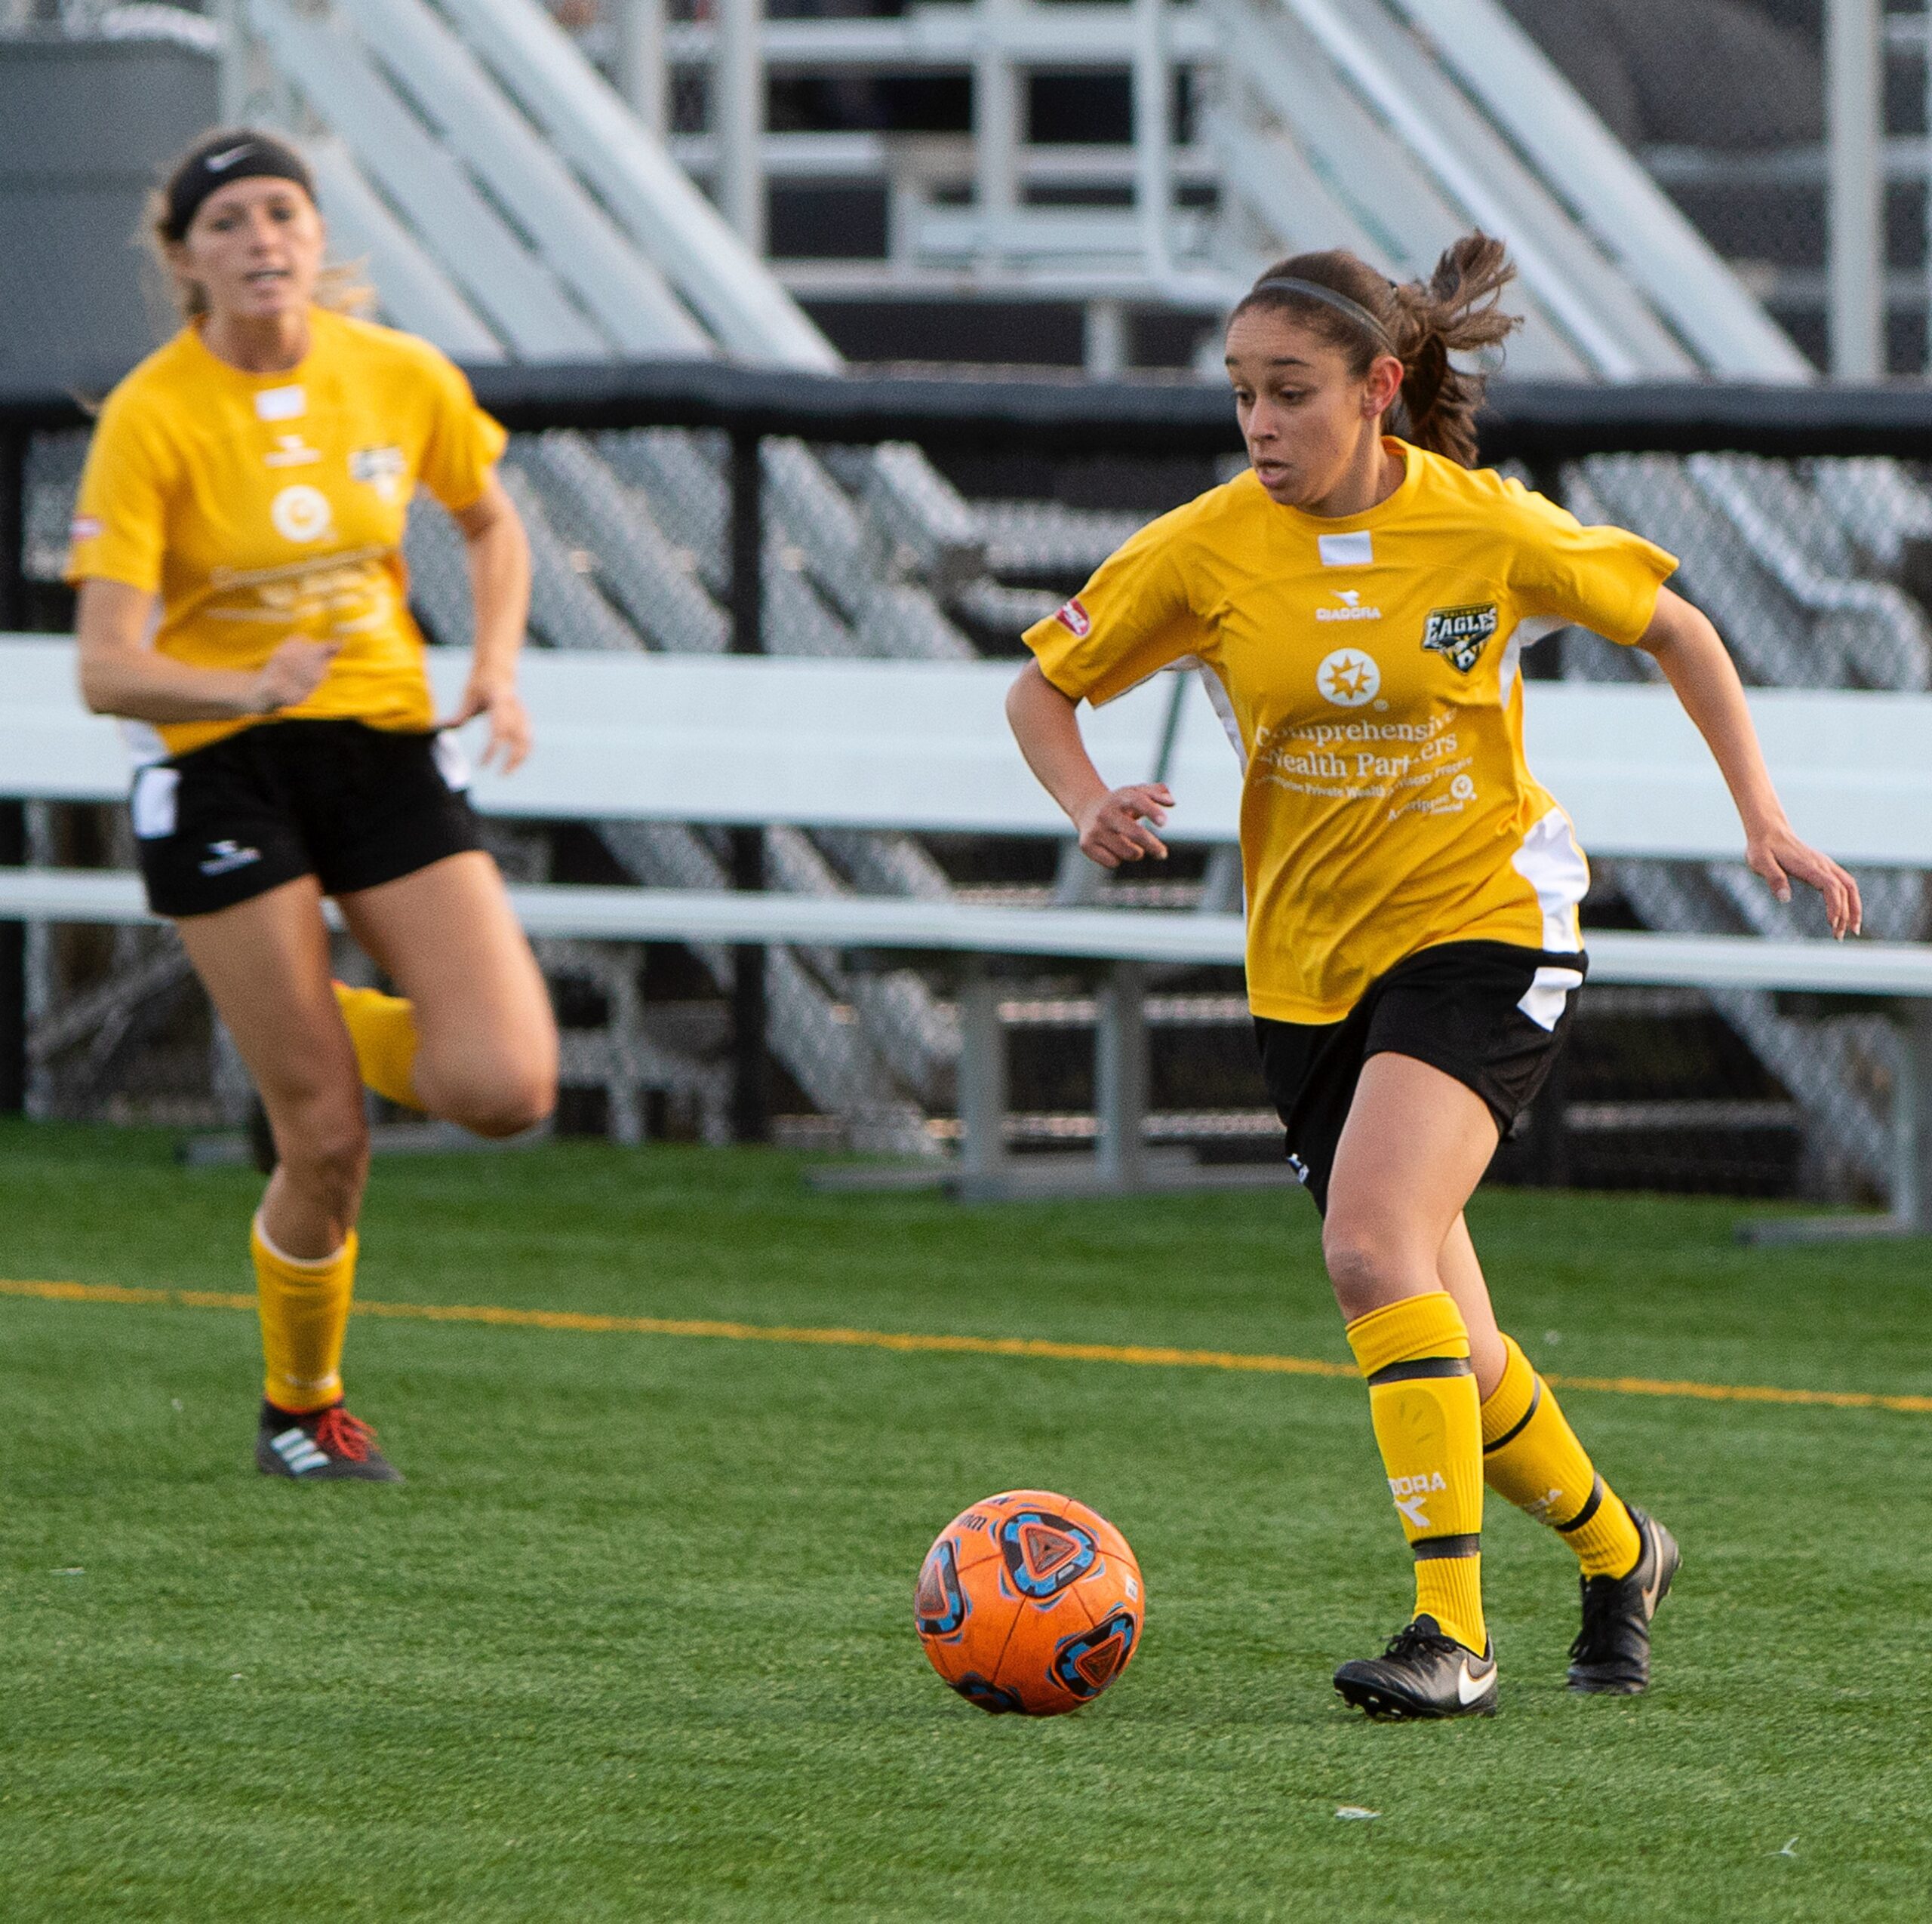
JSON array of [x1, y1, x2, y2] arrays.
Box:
[[1232, 234, 1522, 466]]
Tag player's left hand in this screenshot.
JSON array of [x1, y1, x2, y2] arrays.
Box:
[[441, 675, 533, 774], [1746, 822, 1861, 938]]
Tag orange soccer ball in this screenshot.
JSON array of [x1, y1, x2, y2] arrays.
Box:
[[914, 1489, 1144, 1716]]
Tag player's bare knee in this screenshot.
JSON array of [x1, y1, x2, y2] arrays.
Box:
[[275, 1102, 370, 1207], [448, 1062, 554, 1139], [1321, 1219, 1417, 1316]]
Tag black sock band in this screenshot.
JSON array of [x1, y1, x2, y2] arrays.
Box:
[[1367, 1355, 1474, 1387], [1412, 1532, 1482, 1560], [1555, 1474, 1607, 1534]]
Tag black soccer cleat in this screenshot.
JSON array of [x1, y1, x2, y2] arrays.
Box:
[[1334, 1615, 1498, 1720], [255, 1400, 405, 1483], [1567, 1505, 1678, 1695]]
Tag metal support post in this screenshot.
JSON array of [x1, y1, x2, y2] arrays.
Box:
[[0, 421, 28, 1109], [1891, 1001, 1932, 1234], [1132, 0, 1173, 281], [615, 0, 667, 138], [728, 430, 768, 1144], [974, 0, 1021, 255], [955, 961, 1008, 1193], [715, 0, 767, 253], [1742, 1000, 1932, 1244], [0, 423, 26, 632], [1827, 0, 1884, 377], [209, 0, 249, 124], [1094, 960, 1149, 1189], [0, 801, 23, 1117], [1084, 300, 1128, 377]]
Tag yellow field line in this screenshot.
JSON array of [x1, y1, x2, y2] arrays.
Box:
[[5, 1274, 1930, 1415]]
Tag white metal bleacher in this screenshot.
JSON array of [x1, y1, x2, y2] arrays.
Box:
[[3, 637, 1930, 1225]]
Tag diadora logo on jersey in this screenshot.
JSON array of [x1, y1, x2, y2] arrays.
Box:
[[1317, 589, 1381, 623], [198, 841, 263, 877], [269, 484, 333, 543], [265, 433, 321, 469], [69, 515, 103, 544], [350, 444, 407, 502], [1054, 595, 1092, 638], [1315, 647, 1381, 707], [1421, 603, 1500, 673]]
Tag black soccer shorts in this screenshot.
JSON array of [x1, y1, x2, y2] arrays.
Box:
[[130, 718, 485, 919], [1254, 939, 1586, 1213]]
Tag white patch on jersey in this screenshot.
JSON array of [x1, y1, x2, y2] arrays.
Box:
[[1315, 647, 1381, 708], [1510, 805, 1589, 954], [1317, 531, 1373, 567], [254, 385, 306, 422], [269, 484, 333, 543]]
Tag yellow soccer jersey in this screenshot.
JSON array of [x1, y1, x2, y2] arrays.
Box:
[[1024, 441, 1678, 1023], [66, 308, 506, 758]]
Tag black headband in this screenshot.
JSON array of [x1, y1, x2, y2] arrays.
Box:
[[1247, 277, 1396, 352], [162, 133, 314, 241]]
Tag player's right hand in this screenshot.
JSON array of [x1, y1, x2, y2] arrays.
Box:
[[251, 638, 340, 715], [1075, 782, 1174, 868]]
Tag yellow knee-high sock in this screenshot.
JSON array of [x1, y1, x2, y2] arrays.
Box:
[[1481, 1333, 1641, 1580], [333, 982, 422, 1111], [1345, 1291, 1486, 1655], [251, 1216, 358, 1415]]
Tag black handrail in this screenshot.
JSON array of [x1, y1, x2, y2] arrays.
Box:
[[8, 361, 1932, 459]]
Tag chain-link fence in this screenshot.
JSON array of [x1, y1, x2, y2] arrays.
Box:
[[5, 369, 1929, 1200]]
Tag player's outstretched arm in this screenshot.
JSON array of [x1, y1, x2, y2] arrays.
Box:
[[1635, 585, 1860, 937], [438, 476, 534, 773], [1004, 659, 1172, 868], [75, 577, 337, 723]]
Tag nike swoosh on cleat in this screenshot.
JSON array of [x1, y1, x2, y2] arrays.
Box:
[[205, 143, 255, 171], [1638, 1529, 1666, 1618], [1455, 1661, 1493, 1707]]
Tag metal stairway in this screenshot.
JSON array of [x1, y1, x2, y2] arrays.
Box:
[[226, 0, 981, 1149], [1206, 0, 1930, 1199], [19, 0, 1927, 1190]]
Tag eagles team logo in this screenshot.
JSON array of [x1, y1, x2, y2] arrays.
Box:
[[1421, 603, 1499, 673], [1053, 596, 1092, 638], [269, 484, 334, 544], [350, 444, 408, 503], [1316, 647, 1381, 707]]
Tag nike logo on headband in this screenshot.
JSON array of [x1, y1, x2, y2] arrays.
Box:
[[205, 144, 256, 171]]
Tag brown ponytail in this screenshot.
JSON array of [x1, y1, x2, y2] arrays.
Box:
[[1229, 233, 1521, 466]]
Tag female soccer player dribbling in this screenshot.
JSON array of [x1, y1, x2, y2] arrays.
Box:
[[1007, 235, 1860, 1718], [67, 130, 558, 1482]]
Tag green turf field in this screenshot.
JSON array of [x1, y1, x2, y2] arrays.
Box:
[[4, 1118, 1930, 1922]]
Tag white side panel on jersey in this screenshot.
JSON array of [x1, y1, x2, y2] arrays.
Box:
[[1497, 615, 1564, 708], [1510, 804, 1588, 954]]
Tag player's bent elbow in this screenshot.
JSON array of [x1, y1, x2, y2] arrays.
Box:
[[76, 657, 125, 716]]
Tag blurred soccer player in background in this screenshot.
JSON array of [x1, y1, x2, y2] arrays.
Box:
[[1008, 233, 1859, 1718], [66, 129, 557, 1483]]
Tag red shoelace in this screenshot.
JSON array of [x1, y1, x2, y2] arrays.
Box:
[[312, 1406, 377, 1463]]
